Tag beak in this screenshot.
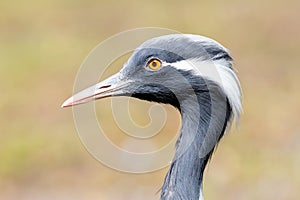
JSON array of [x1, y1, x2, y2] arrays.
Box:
[[61, 73, 132, 108]]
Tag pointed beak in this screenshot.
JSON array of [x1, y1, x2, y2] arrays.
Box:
[[61, 73, 132, 108]]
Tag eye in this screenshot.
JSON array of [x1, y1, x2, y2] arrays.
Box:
[[147, 59, 162, 70]]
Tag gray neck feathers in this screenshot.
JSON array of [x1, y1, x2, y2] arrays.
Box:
[[161, 81, 231, 200]]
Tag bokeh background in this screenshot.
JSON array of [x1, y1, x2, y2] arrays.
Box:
[[1, 0, 299, 199]]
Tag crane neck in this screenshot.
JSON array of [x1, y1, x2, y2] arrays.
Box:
[[161, 88, 231, 200]]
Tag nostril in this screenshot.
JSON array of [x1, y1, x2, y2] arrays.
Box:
[[99, 85, 111, 89]]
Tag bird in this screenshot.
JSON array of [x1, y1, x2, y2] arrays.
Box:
[[62, 34, 242, 200]]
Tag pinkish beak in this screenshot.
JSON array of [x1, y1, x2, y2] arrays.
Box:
[[61, 73, 132, 108]]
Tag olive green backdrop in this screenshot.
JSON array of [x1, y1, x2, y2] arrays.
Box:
[[1, 0, 299, 199]]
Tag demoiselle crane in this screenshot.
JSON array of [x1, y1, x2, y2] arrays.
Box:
[[62, 34, 242, 200]]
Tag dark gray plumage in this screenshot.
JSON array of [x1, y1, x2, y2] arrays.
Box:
[[62, 34, 242, 200]]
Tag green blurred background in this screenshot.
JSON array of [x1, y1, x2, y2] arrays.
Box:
[[1, 0, 299, 199]]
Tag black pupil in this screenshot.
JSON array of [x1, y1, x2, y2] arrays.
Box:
[[152, 61, 157, 67]]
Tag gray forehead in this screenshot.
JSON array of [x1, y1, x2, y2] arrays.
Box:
[[130, 34, 232, 65]]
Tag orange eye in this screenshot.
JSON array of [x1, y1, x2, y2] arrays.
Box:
[[147, 59, 162, 70]]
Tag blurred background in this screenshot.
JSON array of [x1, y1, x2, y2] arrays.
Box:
[[1, 0, 299, 199]]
